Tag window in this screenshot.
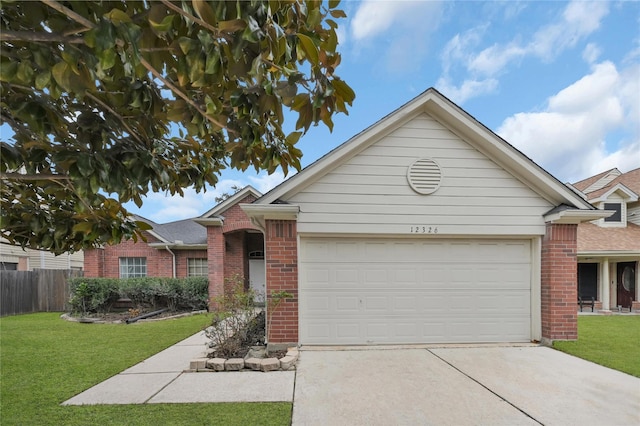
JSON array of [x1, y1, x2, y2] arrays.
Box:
[[0, 262, 17, 270], [119, 257, 147, 278], [578, 263, 598, 300], [188, 258, 208, 277], [603, 203, 622, 222]]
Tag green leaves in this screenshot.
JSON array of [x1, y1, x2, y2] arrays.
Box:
[[297, 34, 319, 66], [1, 0, 354, 254]]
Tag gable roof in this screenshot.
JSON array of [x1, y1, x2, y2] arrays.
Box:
[[132, 215, 207, 245], [572, 168, 640, 201], [571, 168, 620, 192], [256, 88, 593, 210]]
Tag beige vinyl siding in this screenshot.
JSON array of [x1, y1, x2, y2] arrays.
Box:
[[628, 202, 640, 226], [289, 113, 553, 236], [0, 242, 83, 270]]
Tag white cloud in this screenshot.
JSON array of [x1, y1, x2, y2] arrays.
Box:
[[438, 1, 610, 104], [468, 43, 526, 76], [582, 43, 601, 64], [529, 1, 609, 61], [348, 1, 443, 73], [497, 61, 639, 182], [350, 1, 405, 41], [247, 170, 291, 194], [435, 76, 498, 105]]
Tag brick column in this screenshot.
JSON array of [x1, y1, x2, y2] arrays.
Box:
[[541, 223, 578, 341], [83, 248, 104, 277], [207, 226, 224, 308], [265, 219, 298, 345]]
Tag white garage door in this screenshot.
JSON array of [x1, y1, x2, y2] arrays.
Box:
[[299, 238, 531, 344]]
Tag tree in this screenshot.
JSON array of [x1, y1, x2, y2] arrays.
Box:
[[0, 0, 354, 254]]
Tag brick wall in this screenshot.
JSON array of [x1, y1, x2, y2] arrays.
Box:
[[265, 219, 298, 343], [83, 248, 104, 277], [83, 233, 175, 278], [541, 223, 578, 340], [175, 250, 208, 278]]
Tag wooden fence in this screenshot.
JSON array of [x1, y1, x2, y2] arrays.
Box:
[[0, 269, 83, 316]]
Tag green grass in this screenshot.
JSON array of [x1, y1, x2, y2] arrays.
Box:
[[0, 313, 291, 425], [553, 315, 640, 377]]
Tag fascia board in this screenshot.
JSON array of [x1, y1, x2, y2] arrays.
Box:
[[193, 217, 223, 227], [544, 209, 613, 224]]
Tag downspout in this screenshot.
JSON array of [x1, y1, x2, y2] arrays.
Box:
[[165, 245, 176, 278]]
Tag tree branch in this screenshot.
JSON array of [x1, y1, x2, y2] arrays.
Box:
[[1, 172, 70, 181], [84, 91, 145, 146], [159, 0, 221, 36], [41, 0, 96, 30], [137, 56, 230, 132], [0, 30, 85, 44]]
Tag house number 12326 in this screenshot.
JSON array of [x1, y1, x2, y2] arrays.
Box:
[[410, 226, 438, 234]]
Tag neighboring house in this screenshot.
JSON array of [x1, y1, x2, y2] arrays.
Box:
[[83, 186, 266, 299], [0, 239, 83, 271], [85, 88, 608, 347], [242, 88, 606, 347], [570, 168, 640, 312]]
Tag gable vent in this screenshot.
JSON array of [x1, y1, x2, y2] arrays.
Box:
[[407, 158, 442, 195]]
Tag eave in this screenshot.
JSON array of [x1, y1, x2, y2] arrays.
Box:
[[544, 209, 613, 224]]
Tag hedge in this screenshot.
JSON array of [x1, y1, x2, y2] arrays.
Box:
[[68, 277, 208, 315]]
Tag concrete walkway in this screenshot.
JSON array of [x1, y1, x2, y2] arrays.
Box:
[[62, 331, 295, 405]]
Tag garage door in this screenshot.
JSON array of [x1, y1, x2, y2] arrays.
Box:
[[299, 238, 531, 344]]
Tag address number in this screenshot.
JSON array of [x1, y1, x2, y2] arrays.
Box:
[[410, 226, 438, 234]]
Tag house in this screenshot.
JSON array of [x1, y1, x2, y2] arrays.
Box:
[[240, 88, 610, 347], [85, 88, 608, 347], [84, 186, 266, 300], [571, 168, 640, 312], [0, 239, 84, 271]]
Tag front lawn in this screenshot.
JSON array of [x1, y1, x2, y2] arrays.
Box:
[[553, 315, 640, 377], [0, 313, 291, 425]]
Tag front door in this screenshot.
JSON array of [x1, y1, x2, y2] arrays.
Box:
[[616, 262, 636, 309], [249, 259, 266, 304]]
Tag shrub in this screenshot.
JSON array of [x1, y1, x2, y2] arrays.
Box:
[[119, 278, 156, 308], [68, 278, 120, 315], [68, 277, 209, 315], [179, 277, 209, 310], [205, 275, 257, 358]]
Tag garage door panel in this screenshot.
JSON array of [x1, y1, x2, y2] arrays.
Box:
[[300, 238, 532, 344]]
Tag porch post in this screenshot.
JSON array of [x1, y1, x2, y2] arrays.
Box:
[[600, 258, 610, 311]]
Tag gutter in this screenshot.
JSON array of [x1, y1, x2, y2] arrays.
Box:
[[165, 245, 176, 278]]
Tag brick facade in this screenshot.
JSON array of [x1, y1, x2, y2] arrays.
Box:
[[541, 223, 578, 340], [264, 219, 298, 344], [83, 192, 262, 311]]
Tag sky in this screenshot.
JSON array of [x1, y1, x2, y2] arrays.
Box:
[[124, 1, 638, 222]]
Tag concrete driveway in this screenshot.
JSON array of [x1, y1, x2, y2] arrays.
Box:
[[292, 345, 640, 425]]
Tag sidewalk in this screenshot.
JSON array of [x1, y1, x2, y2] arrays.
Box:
[[62, 331, 295, 405]]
